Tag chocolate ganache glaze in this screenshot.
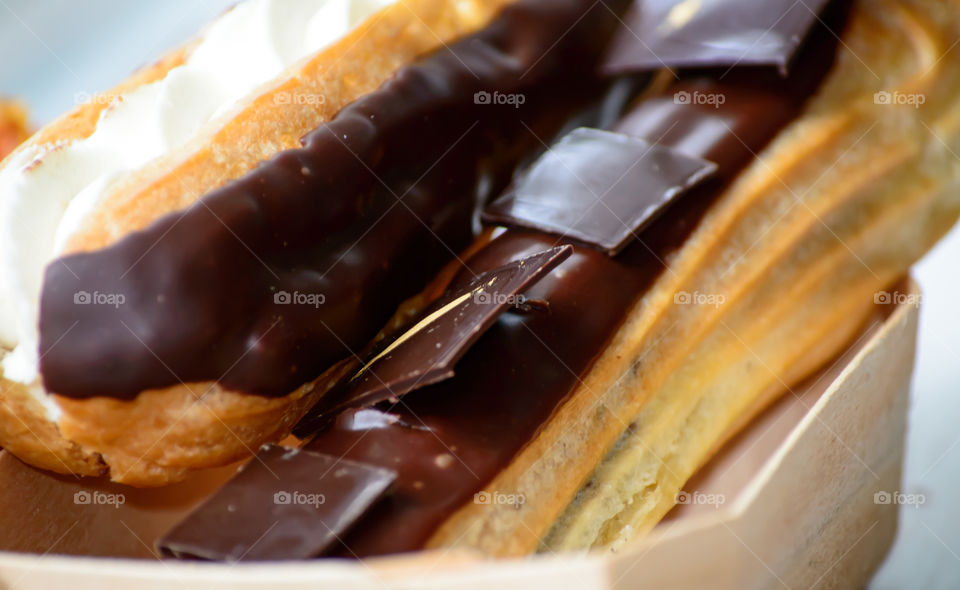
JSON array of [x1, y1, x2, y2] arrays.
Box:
[[302, 4, 849, 557], [39, 0, 631, 399]]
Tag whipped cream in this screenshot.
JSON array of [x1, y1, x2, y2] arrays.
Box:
[[0, 0, 394, 394]]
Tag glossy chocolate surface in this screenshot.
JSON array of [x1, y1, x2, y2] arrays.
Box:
[[302, 5, 848, 557], [296, 246, 573, 431], [483, 127, 717, 255], [39, 0, 629, 399], [603, 0, 832, 75], [158, 444, 396, 561]]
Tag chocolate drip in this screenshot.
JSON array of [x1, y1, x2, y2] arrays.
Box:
[[303, 5, 849, 557], [39, 0, 629, 399]]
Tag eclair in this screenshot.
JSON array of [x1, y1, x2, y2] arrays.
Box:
[[156, 0, 960, 560], [0, 0, 628, 485]]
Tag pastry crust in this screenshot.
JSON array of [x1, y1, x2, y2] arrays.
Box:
[[426, 0, 960, 555], [0, 100, 30, 159], [0, 0, 511, 486]]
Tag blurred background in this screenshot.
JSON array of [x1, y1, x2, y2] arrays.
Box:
[[0, 1, 957, 586]]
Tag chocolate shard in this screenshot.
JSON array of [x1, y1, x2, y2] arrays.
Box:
[[482, 127, 716, 256], [603, 0, 832, 75], [157, 444, 395, 561], [294, 246, 572, 436]]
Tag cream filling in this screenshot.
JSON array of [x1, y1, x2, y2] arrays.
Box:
[[0, 0, 394, 411]]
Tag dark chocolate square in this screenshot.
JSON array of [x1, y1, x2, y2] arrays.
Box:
[[603, 0, 833, 75], [483, 127, 715, 255], [158, 444, 396, 561]]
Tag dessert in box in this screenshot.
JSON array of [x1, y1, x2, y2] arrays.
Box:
[[0, 0, 956, 584], [0, 285, 917, 588]]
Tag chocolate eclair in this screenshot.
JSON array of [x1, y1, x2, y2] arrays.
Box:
[[0, 0, 629, 485], [159, 0, 960, 561]]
